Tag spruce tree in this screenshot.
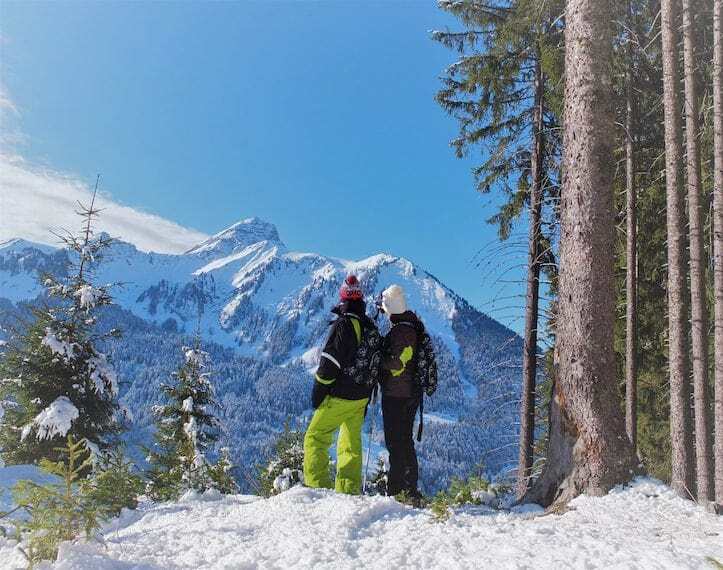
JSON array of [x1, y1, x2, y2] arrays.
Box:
[[258, 422, 304, 497], [525, 0, 640, 507], [713, 0, 723, 509], [623, 0, 639, 451], [434, 0, 565, 498], [681, 0, 713, 504], [207, 446, 239, 495], [0, 187, 122, 465], [661, 0, 696, 499], [11, 436, 102, 566], [146, 338, 235, 500]]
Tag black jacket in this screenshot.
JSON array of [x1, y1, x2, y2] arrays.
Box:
[[381, 311, 421, 399], [312, 300, 375, 406]]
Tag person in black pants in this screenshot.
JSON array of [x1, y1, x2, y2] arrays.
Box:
[[379, 284, 423, 501], [382, 395, 419, 496]]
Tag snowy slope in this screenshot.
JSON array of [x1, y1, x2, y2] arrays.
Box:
[[0, 218, 523, 490], [0, 478, 720, 570]]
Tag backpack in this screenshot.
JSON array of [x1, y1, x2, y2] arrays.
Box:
[[414, 327, 438, 397], [397, 321, 438, 397], [397, 320, 438, 442], [341, 315, 384, 390]]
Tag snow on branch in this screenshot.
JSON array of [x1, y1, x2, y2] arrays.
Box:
[[74, 284, 104, 310], [182, 396, 194, 413], [22, 396, 79, 441], [41, 328, 78, 361], [184, 347, 209, 369], [88, 352, 119, 396]]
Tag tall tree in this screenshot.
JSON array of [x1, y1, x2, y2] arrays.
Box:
[[624, 0, 639, 450], [713, 0, 723, 508], [682, 0, 713, 503], [433, 0, 564, 500], [524, 0, 639, 507], [660, 0, 695, 499], [0, 188, 122, 464], [517, 51, 545, 499]]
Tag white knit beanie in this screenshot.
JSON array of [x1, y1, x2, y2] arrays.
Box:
[[382, 284, 407, 316]]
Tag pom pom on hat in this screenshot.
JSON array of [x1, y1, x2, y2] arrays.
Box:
[[340, 275, 363, 301]]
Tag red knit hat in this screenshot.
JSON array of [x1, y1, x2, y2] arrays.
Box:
[[340, 275, 363, 301]]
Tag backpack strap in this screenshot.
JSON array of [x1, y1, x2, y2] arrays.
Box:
[[340, 313, 362, 345], [417, 393, 424, 442]]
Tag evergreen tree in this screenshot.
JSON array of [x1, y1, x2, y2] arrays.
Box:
[[207, 446, 239, 495], [10, 437, 102, 566], [0, 187, 122, 465], [365, 456, 389, 496], [610, 0, 676, 483], [713, 0, 723, 509], [82, 446, 144, 518], [146, 338, 234, 500], [434, 0, 565, 498], [681, 0, 713, 504], [661, 0, 696, 499], [622, 0, 639, 451], [525, 0, 639, 507], [258, 422, 304, 497]]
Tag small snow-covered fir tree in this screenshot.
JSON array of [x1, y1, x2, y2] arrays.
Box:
[[82, 445, 144, 518], [365, 456, 388, 496], [258, 421, 304, 497], [0, 187, 123, 465], [146, 337, 237, 500], [207, 446, 239, 495]]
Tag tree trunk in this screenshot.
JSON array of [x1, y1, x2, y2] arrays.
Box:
[[522, 0, 639, 508], [625, 8, 638, 450], [712, 0, 723, 508], [661, 0, 695, 500], [682, 0, 712, 503], [516, 52, 545, 500]]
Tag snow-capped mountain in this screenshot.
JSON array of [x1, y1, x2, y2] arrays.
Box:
[[0, 218, 522, 491]]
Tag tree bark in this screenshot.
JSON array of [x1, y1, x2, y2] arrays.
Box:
[[625, 6, 638, 450], [712, 0, 723, 508], [682, 0, 712, 503], [516, 52, 545, 500], [661, 0, 695, 500], [523, 0, 639, 508]]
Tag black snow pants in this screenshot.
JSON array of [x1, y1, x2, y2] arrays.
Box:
[[382, 395, 419, 496]]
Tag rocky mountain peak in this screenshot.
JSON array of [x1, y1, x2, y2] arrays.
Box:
[[185, 217, 282, 257]]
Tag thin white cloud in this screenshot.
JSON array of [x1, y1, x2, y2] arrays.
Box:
[[0, 87, 19, 117], [0, 154, 208, 254]]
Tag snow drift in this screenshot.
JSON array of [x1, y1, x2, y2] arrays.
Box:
[[0, 477, 720, 569]]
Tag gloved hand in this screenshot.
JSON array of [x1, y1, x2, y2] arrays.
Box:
[[311, 380, 331, 409]]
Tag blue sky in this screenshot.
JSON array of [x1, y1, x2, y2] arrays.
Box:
[[0, 1, 528, 332]]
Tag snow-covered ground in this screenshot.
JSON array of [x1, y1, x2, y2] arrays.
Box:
[[1, 477, 720, 569]]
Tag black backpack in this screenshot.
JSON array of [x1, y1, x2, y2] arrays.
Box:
[[341, 315, 384, 390], [397, 320, 438, 441], [397, 321, 438, 397], [415, 327, 438, 397]]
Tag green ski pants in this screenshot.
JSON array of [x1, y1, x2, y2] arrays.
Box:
[[303, 395, 369, 495]]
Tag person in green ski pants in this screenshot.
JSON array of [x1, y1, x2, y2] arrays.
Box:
[[303, 275, 375, 495]]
